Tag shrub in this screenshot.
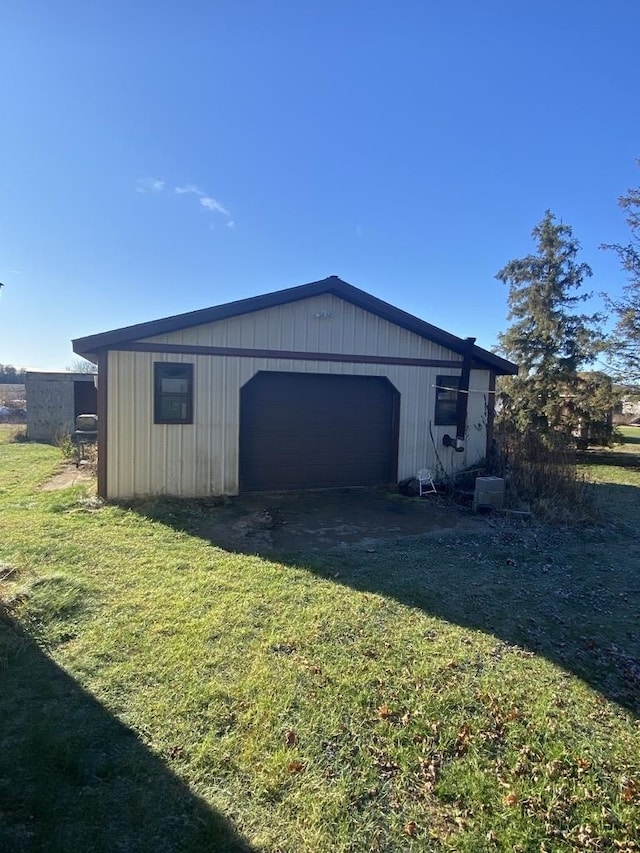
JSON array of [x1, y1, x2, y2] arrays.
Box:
[[54, 432, 76, 459], [488, 423, 596, 522]]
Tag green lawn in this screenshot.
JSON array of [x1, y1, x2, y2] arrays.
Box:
[[1, 425, 639, 851]]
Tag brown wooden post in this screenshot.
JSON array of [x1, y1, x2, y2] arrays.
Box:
[[96, 351, 108, 499], [455, 337, 476, 445], [485, 371, 496, 457]]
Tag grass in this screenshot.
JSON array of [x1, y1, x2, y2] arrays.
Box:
[[578, 426, 640, 530], [1, 423, 639, 851]]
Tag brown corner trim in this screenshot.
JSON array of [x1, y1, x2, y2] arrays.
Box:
[[117, 341, 466, 369], [486, 371, 497, 457], [96, 352, 108, 499], [390, 387, 401, 482], [455, 337, 476, 441]]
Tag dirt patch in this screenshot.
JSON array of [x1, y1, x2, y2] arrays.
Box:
[[40, 461, 96, 491], [182, 488, 490, 555]]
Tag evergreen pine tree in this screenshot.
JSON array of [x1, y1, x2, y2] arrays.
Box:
[[602, 165, 640, 383], [496, 211, 606, 437]]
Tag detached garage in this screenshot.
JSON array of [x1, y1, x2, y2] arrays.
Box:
[[72, 276, 517, 500]]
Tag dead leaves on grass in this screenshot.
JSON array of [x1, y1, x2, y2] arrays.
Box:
[[366, 686, 639, 848], [621, 776, 639, 804], [403, 820, 417, 837], [377, 703, 392, 720], [283, 728, 304, 773], [419, 756, 440, 789], [455, 723, 472, 756], [368, 745, 400, 776], [272, 640, 638, 848]]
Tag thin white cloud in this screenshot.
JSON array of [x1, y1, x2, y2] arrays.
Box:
[[132, 180, 234, 228], [136, 177, 165, 194], [174, 184, 202, 195], [200, 196, 229, 216], [174, 183, 233, 222]]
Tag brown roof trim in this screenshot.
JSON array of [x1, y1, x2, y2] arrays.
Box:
[[116, 341, 468, 368], [72, 276, 517, 375]]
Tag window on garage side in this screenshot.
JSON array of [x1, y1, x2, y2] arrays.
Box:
[[434, 374, 460, 425], [154, 362, 193, 424]]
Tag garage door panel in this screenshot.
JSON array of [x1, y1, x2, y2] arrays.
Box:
[[242, 441, 392, 467], [243, 406, 395, 434], [239, 372, 398, 491], [247, 460, 392, 491]]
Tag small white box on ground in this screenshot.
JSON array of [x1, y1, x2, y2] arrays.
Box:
[[473, 476, 505, 512]]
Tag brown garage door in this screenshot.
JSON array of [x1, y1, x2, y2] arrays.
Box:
[[239, 372, 399, 491]]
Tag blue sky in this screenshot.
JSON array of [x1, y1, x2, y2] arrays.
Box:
[[1, 0, 639, 369]]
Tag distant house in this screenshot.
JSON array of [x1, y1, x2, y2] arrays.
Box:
[[26, 372, 97, 442], [615, 385, 640, 423], [72, 276, 517, 499]]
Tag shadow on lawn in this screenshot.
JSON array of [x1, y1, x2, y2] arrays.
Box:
[[617, 430, 640, 445], [578, 432, 640, 469], [578, 450, 640, 470], [0, 609, 254, 853], [304, 483, 640, 717], [135, 481, 640, 718]]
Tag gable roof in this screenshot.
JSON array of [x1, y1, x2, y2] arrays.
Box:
[[72, 275, 517, 374]]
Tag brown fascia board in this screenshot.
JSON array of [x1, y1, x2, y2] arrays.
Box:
[[72, 275, 518, 375]]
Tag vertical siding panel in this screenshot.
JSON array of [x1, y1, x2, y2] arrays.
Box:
[[209, 356, 220, 492], [151, 359, 166, 496], [215, 356, 225, 493], [194, 355, 209, 495], [380, 317, 390, 359], [122, 351, 136, 497], [106, 352, 117, 498], [138, 352, 152, 497], [466, 370, 490, 464], [401, 366, 419, 478], [131, 353, 143, 496], [110, 351, 121, 498], [223, 356, 240, 494], [110, 352, 135, 498], [346, 301, 358, 353], [150, 353, 166, 497], [400, 366, 418, 475], [306, 305, 320, 352], [334, 300, 346, 351]]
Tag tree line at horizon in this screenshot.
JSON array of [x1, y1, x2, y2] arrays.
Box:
[[0, 365, 27, 384]]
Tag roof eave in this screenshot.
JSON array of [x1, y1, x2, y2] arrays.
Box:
[[72, 276, 518, 375]]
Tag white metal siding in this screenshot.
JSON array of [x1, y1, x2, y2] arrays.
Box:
[[142, 293, 459, 361], [107, 350, 491, 499]]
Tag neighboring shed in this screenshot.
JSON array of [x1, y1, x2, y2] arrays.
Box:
[[26, 372, 97, 443], [72, 276, 517, 500]]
